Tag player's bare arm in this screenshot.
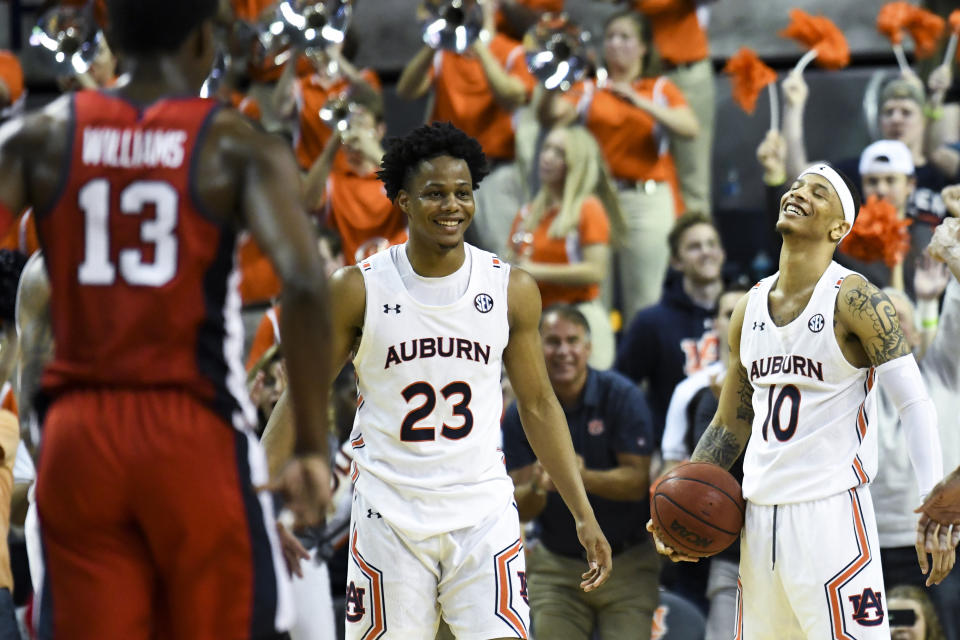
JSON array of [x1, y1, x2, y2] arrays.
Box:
[[650, 294, 752, 563], [838, 274, 956, 584], [691, 294, 754, 469], [14, 252, 51, 458], [0, 96, 72, 219], [261, 265, 365, 524], [503, 267, 612, 591], [206, 110, 333, 526], [836, 275, 910, 366]]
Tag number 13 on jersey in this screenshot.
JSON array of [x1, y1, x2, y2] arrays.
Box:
[[77, 178, 179, 287]]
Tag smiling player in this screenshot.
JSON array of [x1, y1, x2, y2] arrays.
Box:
[[649, 163, 955, 638], [266, 122, 611, 639]]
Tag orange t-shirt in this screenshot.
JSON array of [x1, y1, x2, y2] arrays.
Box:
[[430, 34, 535, 161], [237, 236, 282, 307], [0, 52, 23, 106], [294, 68, 382, 171], [568, 77, 686, 212], [246, 305, 282, 372], [509, 196, 609, 308], [325, 170, 408, 265], [633, 0, 709, 65]]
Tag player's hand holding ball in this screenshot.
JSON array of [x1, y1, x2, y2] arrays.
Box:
[[647, 462, 745, 563]]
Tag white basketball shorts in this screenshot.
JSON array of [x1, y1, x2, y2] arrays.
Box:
[[345, 491, 529, 640], [736, 485, 889, 639]]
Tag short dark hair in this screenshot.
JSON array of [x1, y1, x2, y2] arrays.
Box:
[[106, 0, 217, 55], [832, 164, 862, 224], [377, 122, 489, 201], [668, 212, 717, 259], [0, 250, 27, 324], [540, 303, 591, 336]]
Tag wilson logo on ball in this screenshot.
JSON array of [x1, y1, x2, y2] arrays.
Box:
[[670, 519, 714, 549]]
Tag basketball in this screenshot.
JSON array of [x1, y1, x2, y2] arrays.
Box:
[[650, 462, 746, 558]]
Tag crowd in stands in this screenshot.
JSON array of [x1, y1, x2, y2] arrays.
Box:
[[0, 0, 959, 638]]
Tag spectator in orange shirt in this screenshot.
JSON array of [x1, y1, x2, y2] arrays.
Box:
[[631, 0, 716, 217], [396, 0, 539, 258], [0, 51, 24, 117], [302, 86, 407, 265], [273, 34, 381, 172], [507, 126, 624, 368], [540, 10, 699, 324], [245, 228, 344, 373]]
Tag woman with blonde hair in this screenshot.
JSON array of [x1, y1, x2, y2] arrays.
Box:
[[887, 584, 946, 640], [538, 9, 699, 324], [508, 125, 625, 368]]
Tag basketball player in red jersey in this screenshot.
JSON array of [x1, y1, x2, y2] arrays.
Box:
[[0, 0, 333, 637]]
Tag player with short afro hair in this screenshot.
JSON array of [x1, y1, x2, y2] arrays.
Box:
[[378, 122, 489, 202], [105, 0, 218, 55]]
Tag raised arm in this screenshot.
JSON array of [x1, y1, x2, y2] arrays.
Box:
[[396, 45, 435, 101], [503, 267, 611, 590], [781, 71, 810, 181], [472, 39, 528, 111]]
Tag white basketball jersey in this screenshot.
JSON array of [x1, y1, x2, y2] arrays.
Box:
[[740, 262, 878, 505], [349, 243, 514, 539]]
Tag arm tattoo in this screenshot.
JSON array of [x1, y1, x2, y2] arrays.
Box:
[[843, 282, 910, 364], [691, 366, 753, 470], [735, 364, 755, 424], [691, 425, 745, 470]]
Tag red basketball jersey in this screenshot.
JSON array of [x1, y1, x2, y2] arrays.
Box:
[[36, 90, 256, 428]]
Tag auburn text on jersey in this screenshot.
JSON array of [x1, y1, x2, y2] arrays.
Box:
[[384, 337, 492, 369]]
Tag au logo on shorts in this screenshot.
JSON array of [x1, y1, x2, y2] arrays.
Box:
[[808, 313, 825, 333], [849, 587, 884, 626], [345, 581, 367, 622], [474, 293, 494, 313]]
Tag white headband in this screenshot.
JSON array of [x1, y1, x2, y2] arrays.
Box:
[[798, 164, 856, 241]]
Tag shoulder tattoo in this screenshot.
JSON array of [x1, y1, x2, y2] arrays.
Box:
[[841, 281, 910, 364]]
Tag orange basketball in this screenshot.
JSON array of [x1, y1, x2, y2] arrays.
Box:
[[650, 462, 746, 558]]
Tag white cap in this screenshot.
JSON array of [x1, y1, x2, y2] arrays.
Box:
[[859, 140, 915, 177]]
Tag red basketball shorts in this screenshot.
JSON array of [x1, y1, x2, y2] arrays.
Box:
[[35, 389, 292, 640]]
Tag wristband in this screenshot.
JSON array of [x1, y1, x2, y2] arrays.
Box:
[[917, 298, 939, 329], [924, 104, 944, 121]]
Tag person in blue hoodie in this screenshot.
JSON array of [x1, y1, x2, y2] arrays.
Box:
[[615, 212, 726, 446]]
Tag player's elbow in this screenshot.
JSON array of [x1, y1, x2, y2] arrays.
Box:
[[280, 263, 328, 306]]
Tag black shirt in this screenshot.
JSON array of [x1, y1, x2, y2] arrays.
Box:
[[502, 368, 654, 557]]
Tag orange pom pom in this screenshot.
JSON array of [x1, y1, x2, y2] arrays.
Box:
[[839, 196, 912, 268], [780, 9, 850, 70], [723, 48, 777, 114], [906, 6, 945, 59], [878, 3, 946, 59], [950, 9, 960, 34], [877, 2, 912, 45]]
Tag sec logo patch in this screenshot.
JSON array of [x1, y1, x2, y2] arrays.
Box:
[[808, 313, 825, 333], [474, 293, 494, 313]]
